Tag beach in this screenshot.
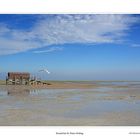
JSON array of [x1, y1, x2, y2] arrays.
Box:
[[0, 81, 140, 125]]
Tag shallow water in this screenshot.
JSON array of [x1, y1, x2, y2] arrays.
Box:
[[0, 83, 140, 125]]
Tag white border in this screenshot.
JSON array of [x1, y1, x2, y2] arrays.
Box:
[[0, 0, 140, 13], [0, 126, 140, 140]]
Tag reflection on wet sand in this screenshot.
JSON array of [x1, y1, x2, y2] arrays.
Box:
[[7, 89, 30, 96]]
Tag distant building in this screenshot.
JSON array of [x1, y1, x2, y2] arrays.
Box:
[[6, 72, 30, 85]]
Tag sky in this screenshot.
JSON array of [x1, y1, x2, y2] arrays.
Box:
[[0, 14, 140, 80]]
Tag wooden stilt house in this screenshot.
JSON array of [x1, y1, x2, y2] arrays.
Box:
[[6, 72, 30, 85]]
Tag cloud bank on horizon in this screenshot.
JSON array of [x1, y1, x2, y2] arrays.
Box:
[[0, 14, 139, 55]]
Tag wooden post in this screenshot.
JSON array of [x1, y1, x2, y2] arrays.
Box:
[[14, 76, 16, 85], [5, 74, 7, 85]]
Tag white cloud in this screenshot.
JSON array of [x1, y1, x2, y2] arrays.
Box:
[[33, 46, 63, 53], [131, 44, 140, 48], [0, 14, 139, 55], [32, 15, 138, 45], [0, 38, 40, 55]]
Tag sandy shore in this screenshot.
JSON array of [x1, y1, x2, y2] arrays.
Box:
[[31, 81, 98, 89], [0, 81, 99, 91], [0, 80, 131, 90]]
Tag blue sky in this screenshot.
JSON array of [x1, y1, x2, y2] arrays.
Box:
[[0, 14, 140, 80]]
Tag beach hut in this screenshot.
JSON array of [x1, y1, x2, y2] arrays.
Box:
[[6, 72, 30, 85]]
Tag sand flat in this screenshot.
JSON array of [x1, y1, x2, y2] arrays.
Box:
[[0, 81, 140, 125]]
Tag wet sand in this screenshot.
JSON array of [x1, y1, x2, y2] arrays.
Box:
[[0, 81, 140, 126]]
